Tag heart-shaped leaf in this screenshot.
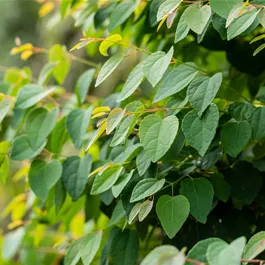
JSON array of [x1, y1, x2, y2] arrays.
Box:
[[182, 104, 219, 156], [140, 115, 179, 162], [185, 5, 212, 34], [156, 195, 190, 239], [29, 159, 62, 201]]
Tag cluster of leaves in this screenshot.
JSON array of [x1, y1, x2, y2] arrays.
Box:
[[2, 0, 265, 265]]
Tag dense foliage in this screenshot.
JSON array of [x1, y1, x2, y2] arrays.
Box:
[[2, 0, 265, 264]]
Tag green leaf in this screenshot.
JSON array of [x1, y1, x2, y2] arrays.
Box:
[[249, 107, 265, 140], [0, 98, 11, 124], [187, 73, 223, 117], [243, 232, 265, 263], [94, 3, 117, 30], [175, 9, 190, 43], [153, 63, 198, 103], [150, 0, 166, 26], [15, 84, 55, 109], [212, 13, 227, 39], [28, 160, 62, 201], [80, 231, 102, 265], [108, 1, 138, 31], [60, 0, 72, 19], [66, 107, 93, 149], [182, 104, 219, 156], [25, 107, 58, 149], [109, 200, 126, 227], [110, 229, 139, 265], [142, 51, 165, 76], [128, 203, 142, 224], [111, 102, 144, 146], [0, 154, 9, 184], [106, 108, 125, 135], [75, 69, 95, 104], [140, 245, 180, 265], [91, 166, 123, 195], [227, 9, 259, 40], [156, 195, 190, 239], [130, 178, 165, 202], [225, 161, 262, 205], [54, 179, 66, 213], [62, 155, 92, 201], [207, 241, 228, 265], [139, 115, 179, 162], [96, 53, 124, 87], [166, 93, 188, 115], [226, 3, 246, 28], [49, 44, 70, 84], [112, 169, 135, 198], [210, 0, 242, 18], [185, 5, 212, 34], [146, 46, 174, 87], [258, 9, 265, 27], [221, 121, 251, 157], [38, 62, 56, 86], [186, 238, 224, 265], [136, 149, 152, 176], [228, 102, 255, 121], [138, 200, 153, 222], [157, 0, 181, 21], [46, 116, 69, 154], [210, 173, 231, 202], [253, 43, 265, 56], [179, 178, 214, 223], [117, 62, 145, 102], [10, 135, 46, 161], [65, 231, 102, 265], [208, 237, 246, 265], [2, 227, 25, 260], [113, 144, 141, 163]]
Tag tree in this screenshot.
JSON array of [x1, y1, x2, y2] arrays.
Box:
[[1, 0, 265, 264]]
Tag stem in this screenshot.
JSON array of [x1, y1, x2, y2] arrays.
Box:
[[185, 258, 205, 265]]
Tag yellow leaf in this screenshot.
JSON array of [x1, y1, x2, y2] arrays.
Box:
[[33, 224, 46, 247], [70, 213, 85, 238], [10, 43, 33, 55], [157, 15, 168, 31], [99, 34, 123, 56], [88, 166, 103, 177], [8, 220, 23, 230], [250, 34, 265, 44], [97, 117, 107, 128], [0, 141, 11, 154], [13, 164, 30, 182], [21, 51, 33, 61], [92, 106, 111, 115], [39, 2, 55, 17], [86, 122, 106, 150], [92, 112, 107, 119]]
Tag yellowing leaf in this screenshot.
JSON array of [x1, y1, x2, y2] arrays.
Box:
[[39, 2, 55, 17], [70, 39, 93, 52], [99, 34, 122, 56], [157, 15, 168, 31], [86, 122, 106, 151], [250, 34, 265, 44], [92, 112, 107, 119], [92, 106, 111, 115]]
